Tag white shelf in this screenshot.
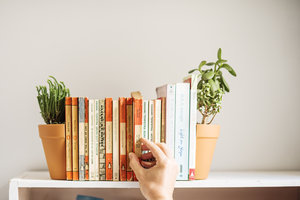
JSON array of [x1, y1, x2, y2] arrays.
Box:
[[10, 170, 300, 188]]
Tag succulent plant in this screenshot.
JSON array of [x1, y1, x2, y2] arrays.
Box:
[[188, 48, 237, 124], [36, 76, 70, 124]]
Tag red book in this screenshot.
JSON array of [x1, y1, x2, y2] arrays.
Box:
[[84, 97, 89, 180], [126, 98, 134, 181], [105, 98, 113, 181], [119, 98, 127, 181]]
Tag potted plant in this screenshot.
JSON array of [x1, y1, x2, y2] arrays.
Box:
[[37, 76, 70, 180], [188, 48, 237, 179]]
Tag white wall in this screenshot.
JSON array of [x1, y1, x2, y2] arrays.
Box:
[[1, 0, 300, 199]]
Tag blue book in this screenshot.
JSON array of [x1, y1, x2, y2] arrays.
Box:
[[76, 195, 104, 200]]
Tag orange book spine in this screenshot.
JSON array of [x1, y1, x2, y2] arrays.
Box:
[[126, 98, 134, 181], [65, 97, 72, 180], [105, 98, 113, 181], [160, 97, 166, 143], [72, 97, 79, 180], [84, 97, 89, 180], [133, 98, 143, 158], [119, 98, 127, 181]]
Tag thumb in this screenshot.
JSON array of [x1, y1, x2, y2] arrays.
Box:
[[129, 152, 144, 178]]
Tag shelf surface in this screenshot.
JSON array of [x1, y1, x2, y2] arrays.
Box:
[[10, 171, 300, 188]]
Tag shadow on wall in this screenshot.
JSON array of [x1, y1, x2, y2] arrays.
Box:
[[0, 184, 9, 200]]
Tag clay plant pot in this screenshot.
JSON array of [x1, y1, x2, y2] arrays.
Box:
[[39, 124, 66, 180], [195, 124, 220, 180]]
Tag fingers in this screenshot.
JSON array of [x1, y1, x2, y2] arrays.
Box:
[[141, 160, 156, 169], [140, 138, 167, 162], [156, 143, 172, 158], [129, 152, 144, 178]]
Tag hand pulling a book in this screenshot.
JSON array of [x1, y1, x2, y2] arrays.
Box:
[[129, 138, 179, 200]]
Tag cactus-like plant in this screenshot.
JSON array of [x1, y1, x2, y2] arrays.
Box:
[[36, 76, 70, 124], [188, 48, 236, 124]]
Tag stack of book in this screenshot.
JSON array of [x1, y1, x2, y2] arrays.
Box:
[[65, 74, 197, 181]]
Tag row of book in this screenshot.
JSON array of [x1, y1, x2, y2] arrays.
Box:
[[65, 74, 197, 181]]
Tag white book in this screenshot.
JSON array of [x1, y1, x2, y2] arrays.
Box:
[[78, 97, 85, 181], [142, 100, 149, 140], [94, 99, 100, 181], [148, 100, 154, 142], [154, 99, 161, 143], [112, 100, 119, 181], [88, 99, 95, 180], [174, 83, 190, 180], [156, 84, 176, 156], [183, 74, 197, 180]]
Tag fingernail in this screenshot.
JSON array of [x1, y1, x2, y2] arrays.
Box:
[[129, 152, 133, 159]]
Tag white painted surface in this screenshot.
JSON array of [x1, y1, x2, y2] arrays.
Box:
[[10, 171, 300, 189], [1, 0, 300, 199]]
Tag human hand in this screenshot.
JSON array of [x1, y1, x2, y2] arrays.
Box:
[[129, 138, 179, 200]]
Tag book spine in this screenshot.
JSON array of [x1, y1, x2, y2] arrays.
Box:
[[184, 74, 197, 180], [112, 100, 119, 181], [160, 97, 166, 143], [99, 99, 106, 181], [65, 97, 72, 180], [72, 97, 79, 181], [133, 98, 143, 158], [84, 97, 89, 180], [78, 97, 85, 181], [119, 98, 127, 181], [105, 98, 113, 181], [94, 100, 100, 180], [154, 99, 161, 143], [88, 99, 95, 180], [148, 100, 154, 142], [174, 83, 190, 180], [126, 98, 134, 181], [142, 100, 149, 140]]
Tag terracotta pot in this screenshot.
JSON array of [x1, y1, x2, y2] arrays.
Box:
[[195, 124, 220, 180], [39, 124, 66, 180]]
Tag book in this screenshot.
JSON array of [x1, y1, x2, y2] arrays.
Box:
[[142, 100, 149, 140], [183, 74, 197, 180], [174, 83, 190, 180], [84, 97, 89, 180], [65, 97, 72, 180], [94, 100, 100, 181], [112, 100, 119, 181], [105, 98, 113, 181], [99, 99, 106, 181], [160, 97, 166, 143], [88, 99, 95, 180], [154, 99, 161, 143], [126, 98, 134, 181], [156, 84, 176, 157], [78, 97, 85, 181], [72, 97, 79, 181], [148, 100, 154, 142], [119, 97, 127, 181], [133, 98, 143, 158]]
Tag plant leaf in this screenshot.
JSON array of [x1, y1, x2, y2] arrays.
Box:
[[217, 48, 222, 60], [221, 64, 237, 76], [202, 71, 215, 80], [206, 62, 215, 66], [221, 75, 230, 92], [188, 69, 198, 74], [198, 61, 207, 71], [208, 79, 218, 93]]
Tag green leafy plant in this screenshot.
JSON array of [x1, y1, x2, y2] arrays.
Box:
[[36, 76, 70, 124], [188, 48, 237, 124]]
